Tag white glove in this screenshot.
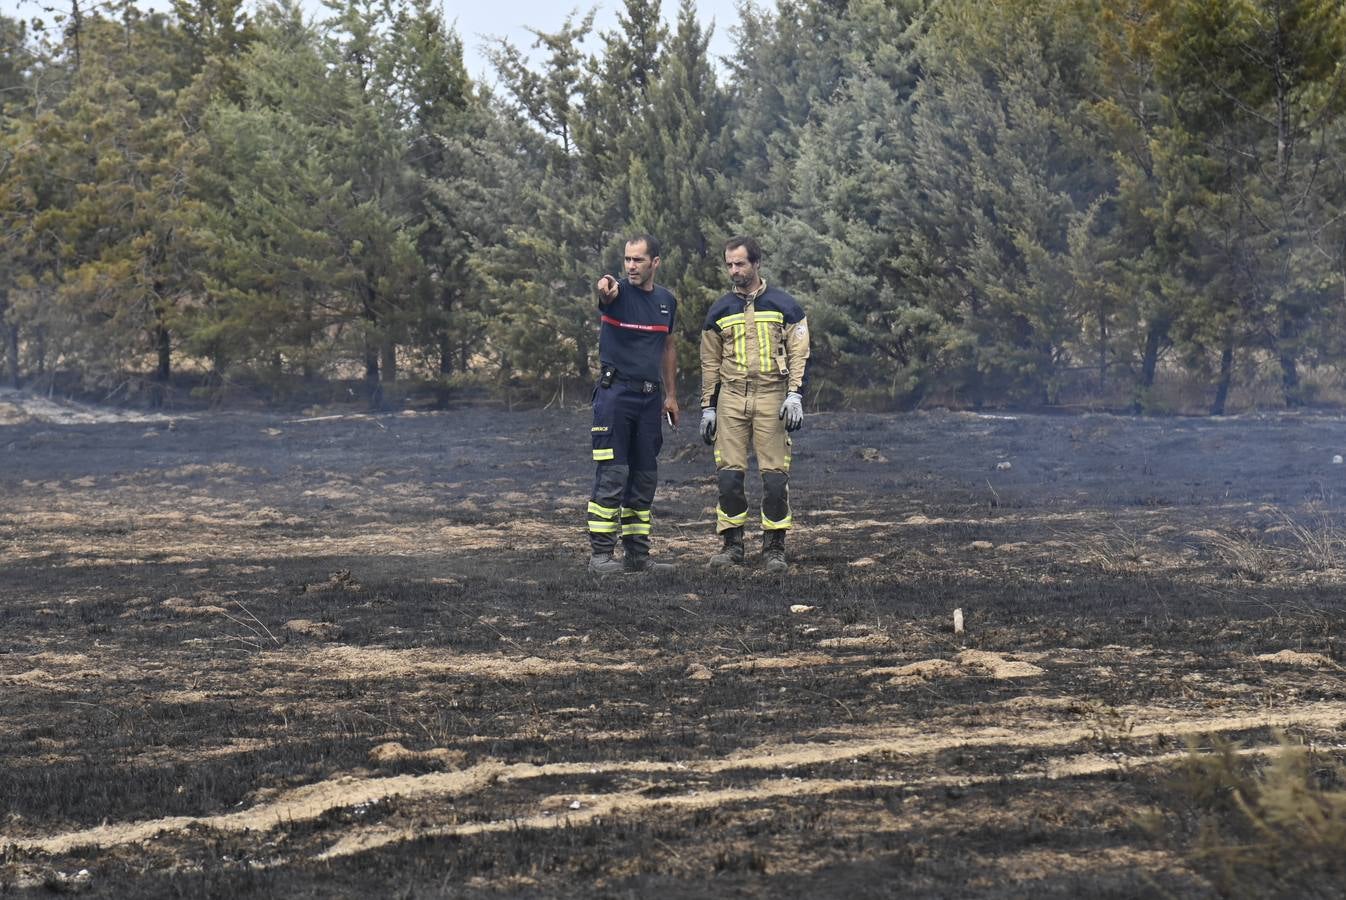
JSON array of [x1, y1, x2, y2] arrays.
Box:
[[700, 407, 717, 444], [778, 392, 803, 432]]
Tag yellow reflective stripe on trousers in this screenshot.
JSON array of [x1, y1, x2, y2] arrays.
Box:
[[620, 507, 651, 536], [592, 448, 615, 461], [761, 512, 792, 530], [717, 506, 749, 529], [588, 500, 620, 533]]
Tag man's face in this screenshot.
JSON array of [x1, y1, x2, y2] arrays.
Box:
[[624, 241, 658, 288], [725, 246, 760, 291]]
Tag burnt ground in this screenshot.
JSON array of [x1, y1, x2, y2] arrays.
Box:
[[2, 393, 1346, 897]]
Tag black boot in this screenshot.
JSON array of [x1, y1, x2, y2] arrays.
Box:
[[588, 552, 624, 575], [763, 530, 787, 573], [709, 527, 745, 568]]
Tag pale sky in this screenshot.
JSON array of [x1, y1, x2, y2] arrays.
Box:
[[0, 0, 745, 81]]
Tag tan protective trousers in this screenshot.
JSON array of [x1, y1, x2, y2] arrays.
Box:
[[712, 379, 792, 533]]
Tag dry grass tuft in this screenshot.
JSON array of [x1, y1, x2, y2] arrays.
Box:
[[1162, 735, 1346, 898], [1273, 510, 1346, 571], [1203, 531, 1278, 581]]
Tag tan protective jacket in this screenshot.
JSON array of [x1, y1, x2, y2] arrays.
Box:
[[699, 280, 810, 408]]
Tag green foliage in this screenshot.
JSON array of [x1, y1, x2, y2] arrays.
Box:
[[8, 12, 209, 399], [4, 0, 1346, 410]]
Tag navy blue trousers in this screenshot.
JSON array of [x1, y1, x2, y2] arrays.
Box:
[[587, 381, 663, 556]]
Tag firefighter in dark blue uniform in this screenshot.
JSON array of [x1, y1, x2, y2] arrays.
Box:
[[587, 234, 680, 574]]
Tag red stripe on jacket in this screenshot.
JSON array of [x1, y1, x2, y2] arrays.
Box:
[[601, 314, 669, 333]]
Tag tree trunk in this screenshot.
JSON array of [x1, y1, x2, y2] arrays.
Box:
[[149, 310, 172, 409], [1133, 316, 1167, 414], [438, 292, 454, 376], [435, 320, 454, 410], [1211, 341, 1234, 416], [380, 340, 397, 384], [364, 342, 382, 410], [1278, 314, 1301, 408], [438, 332, 453, 376], [1097, 302, 1109, 394], [4, 323, 18, 388], [1279, 350, 1300, 408], [267, 353, 283, 403], [359, 279, 383, 409], [156, 323, 171, 382], [0, 290, 17, 388], [574, 339, 589, 384]]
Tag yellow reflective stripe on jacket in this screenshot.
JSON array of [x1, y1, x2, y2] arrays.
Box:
[[592, 448, 615, 461], [757, 311, 785, 373], [761, 512, 792, 530], [716, 313, 749, 370], [717, 506, 749, 529]]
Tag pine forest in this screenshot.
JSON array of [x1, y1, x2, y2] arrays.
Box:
[[3, 0, 1346, 414]]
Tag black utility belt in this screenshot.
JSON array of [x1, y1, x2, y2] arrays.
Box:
[[600, 366, 660, 394]]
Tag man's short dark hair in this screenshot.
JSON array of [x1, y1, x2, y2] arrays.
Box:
[[625, 233, 661, 260], [724, 235, 762, 264]]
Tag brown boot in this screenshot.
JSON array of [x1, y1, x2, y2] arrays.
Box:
[[709, 527, 745, 568], [763, 530, 787, 573]]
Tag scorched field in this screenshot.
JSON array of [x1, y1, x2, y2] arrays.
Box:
[[3, 390, 1346, 898]]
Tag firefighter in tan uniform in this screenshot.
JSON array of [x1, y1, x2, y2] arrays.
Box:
[[699, 236, 810, 572]]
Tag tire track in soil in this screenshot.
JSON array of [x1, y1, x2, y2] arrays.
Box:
[[10, 699, 1346, 858]]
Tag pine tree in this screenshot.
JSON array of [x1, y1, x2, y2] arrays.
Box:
[[196, 0, 422, 406], [0, 14, 37, 386], [755, 0, 929, 406], [385, 0, 509, 399], [477, 12, 610, 396], [625, 0, 731, 373], [1154, 0, 1346, 410], [900, 0, 1111, 405], [17, 10, 209, 403]]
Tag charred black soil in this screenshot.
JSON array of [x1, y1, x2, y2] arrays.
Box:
[[3, 399, 1346, 897]]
